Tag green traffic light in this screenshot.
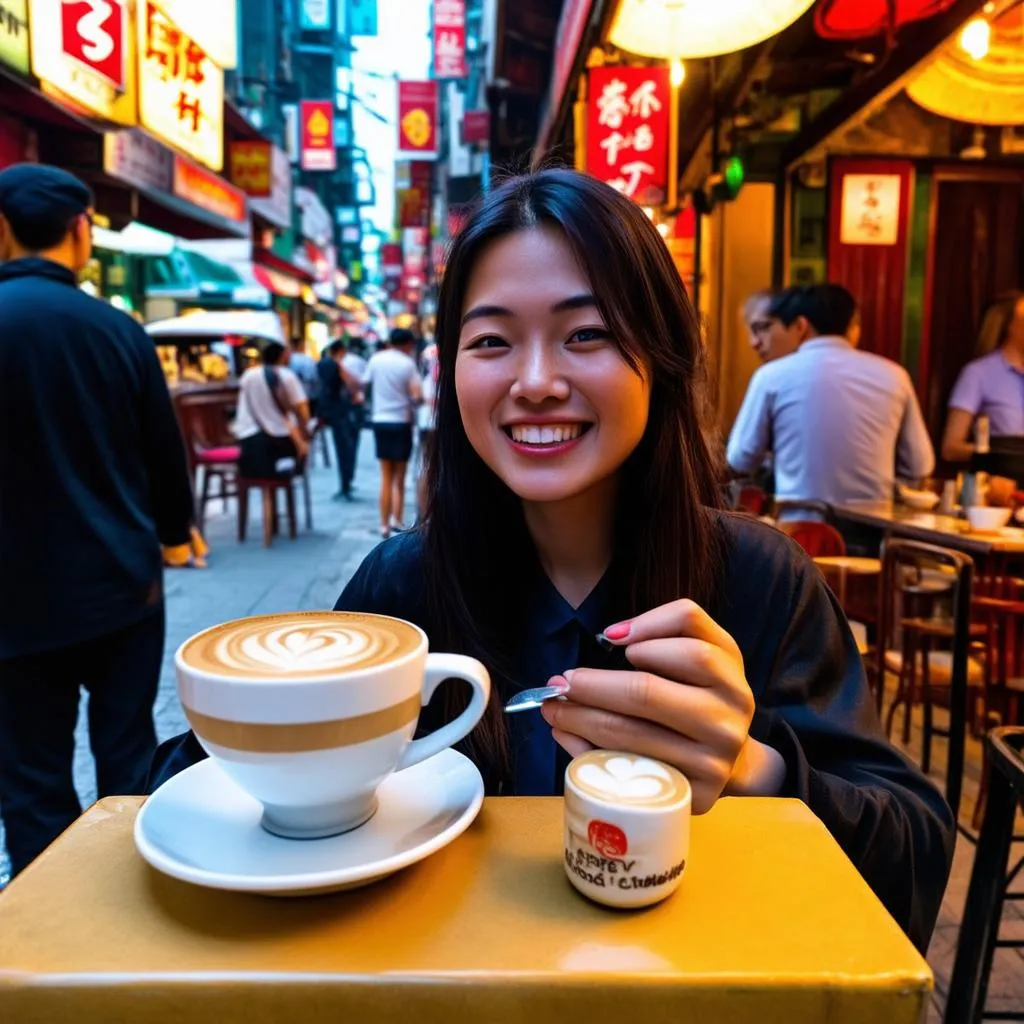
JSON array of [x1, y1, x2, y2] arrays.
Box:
[[723, 156, 745, 198]]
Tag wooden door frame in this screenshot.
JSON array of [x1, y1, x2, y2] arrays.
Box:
[[919, 165, 1024, 405]]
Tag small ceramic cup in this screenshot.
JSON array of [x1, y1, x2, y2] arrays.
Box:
[[563, 750, 691, 909]]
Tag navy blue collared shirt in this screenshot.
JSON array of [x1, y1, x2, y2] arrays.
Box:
[[507, 568, 620, 795]]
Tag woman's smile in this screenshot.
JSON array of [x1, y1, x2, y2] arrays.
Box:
[[503, 420, 594, 456]]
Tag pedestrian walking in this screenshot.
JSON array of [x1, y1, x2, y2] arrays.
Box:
[[318, 339, 363, 500], [0, 164, 194, 877], [363, 327, 421, 537], [342, 336, 369, 477]]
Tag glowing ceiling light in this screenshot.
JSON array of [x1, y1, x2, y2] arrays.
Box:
[[609, 0, 817, 60], [959, 17, 991, 61], [670, 58, 686, 88]]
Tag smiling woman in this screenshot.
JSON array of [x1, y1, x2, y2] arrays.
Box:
[[150, 170, 955, 954]]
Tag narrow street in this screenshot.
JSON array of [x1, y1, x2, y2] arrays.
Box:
[[0, 433, 407, 885]]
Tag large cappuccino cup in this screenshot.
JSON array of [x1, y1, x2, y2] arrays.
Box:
[[176, 611, 491, 839]]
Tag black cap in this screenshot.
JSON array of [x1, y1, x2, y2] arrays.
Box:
[[0, 164, 93, 224]]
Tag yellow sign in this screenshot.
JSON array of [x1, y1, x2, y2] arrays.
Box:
[[401, 108, 431, 148], [150, 0, 235, 67], [0, 0, 30, 75], [29, 0, 137, 125], [137, 0, 224, 171]]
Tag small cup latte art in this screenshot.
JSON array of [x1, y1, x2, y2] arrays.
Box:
[[564, 751, 691, 909], [571, 754, 683, 807]]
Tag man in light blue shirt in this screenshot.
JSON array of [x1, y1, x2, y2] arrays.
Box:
[[727, 285, 935, 513]]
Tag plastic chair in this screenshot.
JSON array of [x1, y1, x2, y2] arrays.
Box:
[[944, 727, 1024, 1023], [174, 392, 240, 531]]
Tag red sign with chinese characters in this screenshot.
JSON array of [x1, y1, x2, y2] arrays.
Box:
[[586, 66, 670, 205], [300, 99, 336, 171], [432, 0, 466, 79], [397, 80, 437, 158], [61, 0, 127, 89]]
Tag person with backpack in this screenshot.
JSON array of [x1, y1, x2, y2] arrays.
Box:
[[234, 342, 311, 479]]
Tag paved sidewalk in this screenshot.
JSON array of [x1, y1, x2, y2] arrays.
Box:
[[0, 434, 407, 884]]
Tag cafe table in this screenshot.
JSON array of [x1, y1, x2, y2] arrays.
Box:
[[0, 795, 932, 1024], [832, 501, 1024, 559]]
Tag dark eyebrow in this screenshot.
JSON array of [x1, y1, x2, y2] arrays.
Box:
[[461, 304, 514, 327], [550, 293, 598, 314], [460, 293, 598, 327]]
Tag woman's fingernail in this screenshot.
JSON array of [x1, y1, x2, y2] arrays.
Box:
[[603, 621, 632, 641], [551, 672, 572, 693]]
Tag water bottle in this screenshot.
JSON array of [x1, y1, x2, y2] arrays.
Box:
[[976, 415, 991, 455]]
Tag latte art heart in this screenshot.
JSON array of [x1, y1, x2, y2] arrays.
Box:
[[182, 613, 422, 678], [568, 751, 689, 808], [576, 757, 675, 800]]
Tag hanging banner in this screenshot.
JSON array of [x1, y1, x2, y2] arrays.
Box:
[[138, 0, 225, 171], [432, 0, 465, 79], [228, 140, 272, 197], [248, 144, 292, 229], [300, 99, 336, 170], [348, 0, 377, 36], [0, 0, 29, 74], [585, 65, 670, 205], [461, 109, 490, 145], [396, 160, 431, 229], [30, 0, 137, 124], [397, 80, 437, 159]]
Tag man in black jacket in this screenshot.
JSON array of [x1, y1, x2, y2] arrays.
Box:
[[0, 164, 194, 877]]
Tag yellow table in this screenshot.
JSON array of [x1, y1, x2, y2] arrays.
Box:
[[0, 796, 931, 1024]]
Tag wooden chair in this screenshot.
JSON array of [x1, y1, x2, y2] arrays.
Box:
[[875, 539, 983, 818], [237, 469, 312, 548], [944, 727, 1024, 1023], [966, 595, 1024, 829]]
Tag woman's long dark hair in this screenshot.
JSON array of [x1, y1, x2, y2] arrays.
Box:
[[423, 169, 724, 782]]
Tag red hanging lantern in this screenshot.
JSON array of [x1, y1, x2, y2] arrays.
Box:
[[814, 0, 958, 39]]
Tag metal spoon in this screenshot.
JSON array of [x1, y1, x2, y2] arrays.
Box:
[[503, 685, 568, 714]]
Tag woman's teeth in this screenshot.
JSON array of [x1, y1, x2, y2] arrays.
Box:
[[508, 423, 584, 445]]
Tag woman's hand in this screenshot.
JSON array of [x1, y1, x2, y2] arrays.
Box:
[[540, 599, 787, 813]]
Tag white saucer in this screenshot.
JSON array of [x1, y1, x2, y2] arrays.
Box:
[[134, 748, 484, 896]]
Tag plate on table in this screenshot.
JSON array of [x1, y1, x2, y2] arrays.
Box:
[[134, 748, 484, 896]]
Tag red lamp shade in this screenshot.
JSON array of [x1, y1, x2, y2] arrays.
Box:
[[815, 0, 958, 39]]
